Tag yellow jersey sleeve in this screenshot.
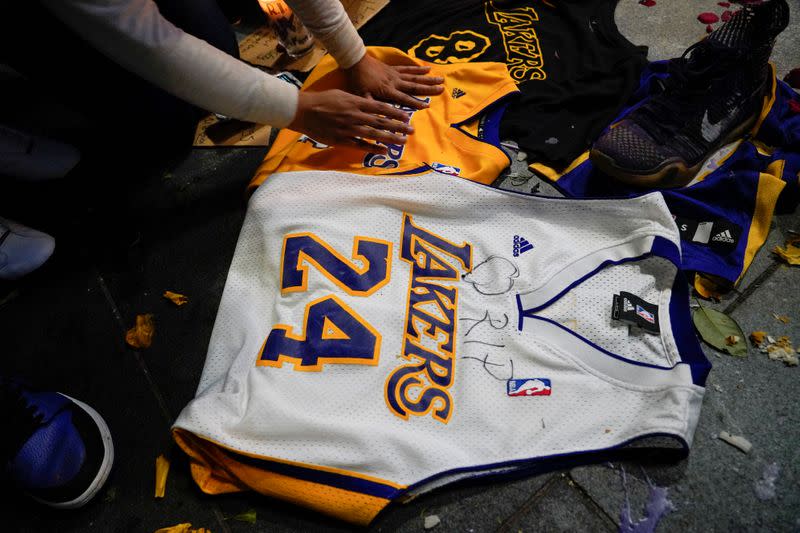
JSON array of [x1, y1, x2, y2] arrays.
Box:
[[249, 46, 519, 193]]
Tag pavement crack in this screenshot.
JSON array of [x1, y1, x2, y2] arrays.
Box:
[[722, 261, 781, 316], [496, 474, 559, 533], [568, 471, 619, 530], [212, 506, 233, 533], [94, 268, 174, 426]]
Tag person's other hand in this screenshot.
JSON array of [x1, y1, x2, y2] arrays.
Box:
[[344, 54, 444, 110], [288, 89, 415, 154]]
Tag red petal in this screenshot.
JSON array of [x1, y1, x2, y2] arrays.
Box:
[[706, 24, 714, 33], [639, 0, 656, 6], [717, 2, 730, 6], [721, 10, 732, 21], [698, 12, 720, 24]]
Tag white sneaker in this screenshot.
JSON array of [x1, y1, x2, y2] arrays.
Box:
[[0, 125, 80, 181], [0, 218, 55, 280]]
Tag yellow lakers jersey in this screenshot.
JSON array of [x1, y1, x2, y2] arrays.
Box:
[[249, 47, 519, 191]]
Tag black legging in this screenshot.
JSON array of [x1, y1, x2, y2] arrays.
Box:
[[0, 0, 239, 153]]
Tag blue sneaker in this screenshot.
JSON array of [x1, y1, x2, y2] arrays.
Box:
[[0, 217, 55, 280], [2, 379, 114, 509], [0, 124, 80, 181]]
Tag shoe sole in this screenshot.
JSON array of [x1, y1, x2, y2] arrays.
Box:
[[591, 112, 760, 189], [28, 394, 115, 510]]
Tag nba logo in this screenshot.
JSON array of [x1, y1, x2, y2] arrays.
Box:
[[507, 378, 551, 397], [431, 162, 461, 176], [636, 305, 655, 324]]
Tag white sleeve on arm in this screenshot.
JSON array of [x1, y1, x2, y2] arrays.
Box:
[[284, 0, 366, 69], [41, 0, 299, 127]]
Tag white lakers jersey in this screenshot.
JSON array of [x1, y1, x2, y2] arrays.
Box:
[[173, 169, 710, 525]]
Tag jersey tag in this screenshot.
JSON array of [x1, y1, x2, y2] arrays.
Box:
[[672, 215, 741, 252], [612, 292, 660, 334]]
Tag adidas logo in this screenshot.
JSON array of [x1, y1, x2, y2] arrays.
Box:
[[452, 88, 466, 99], [513, 235, 534, 257], [712, 229, 735, 243]]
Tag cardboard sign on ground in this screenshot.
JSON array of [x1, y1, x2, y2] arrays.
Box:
[[194, 0, 388, 147], [193, 115, 273, 147]]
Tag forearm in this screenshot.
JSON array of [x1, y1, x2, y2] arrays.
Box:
[[283, 0, 366, 68], [41, 0, 299, 127]]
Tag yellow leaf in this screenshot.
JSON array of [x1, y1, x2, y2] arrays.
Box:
[[155, 454, 170, 499], [163, 291, 189, 306], [773, 235, 800, 265], [154, 524, 211, 533], [775, 336, 793, 349], [750, 331, 767, 346], [694, 274, 725, 300], [772, 313, 790, 324], [126, 314, 155, 349], [766, 336, 798, 366], [153, 524, 189, 533]]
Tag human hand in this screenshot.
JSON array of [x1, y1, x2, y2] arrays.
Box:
[[287, 89, 415, 154], [344, 54, 444, 110]]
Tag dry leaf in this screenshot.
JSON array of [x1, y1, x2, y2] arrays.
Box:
[[754, 333, 798, 366], [750, 331, 767, 346], [772, 313, 790, 324], [773, 234, 800, 265], [692, 306, 747, 356], [725, 335, 740, 346], [694, 274, 725, 300], [766, 336, 798, 366], [155, 454, 170, 499], [125, 314, 155, 349], [154, 524, 211, 533], [163, 291, 189, 306]]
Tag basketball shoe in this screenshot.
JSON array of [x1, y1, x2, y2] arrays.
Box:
[[0, 217, 55, 280], [590, 0, 789, 188], [2, 378, 114, 508]]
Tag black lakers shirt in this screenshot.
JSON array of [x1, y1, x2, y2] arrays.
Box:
[[359, 0, 648, 169]]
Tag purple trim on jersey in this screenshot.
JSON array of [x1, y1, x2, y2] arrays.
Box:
[[523, 253, 647, 315], [471, 101, 509, 153], [522, 314, 680, 371], [390, 164, 435, 175], [522, 235, 680, 316], [514, 235, 697, 374], [515, 293, 525, 332], [385, 96, 516, 176], [452, 93, 519, 166], [650, 236, 681, 268], [399, 431, 689, 499], [551, 148, 763, 284], [668, 272, 711, 386], [218, 447, 402, 500]]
